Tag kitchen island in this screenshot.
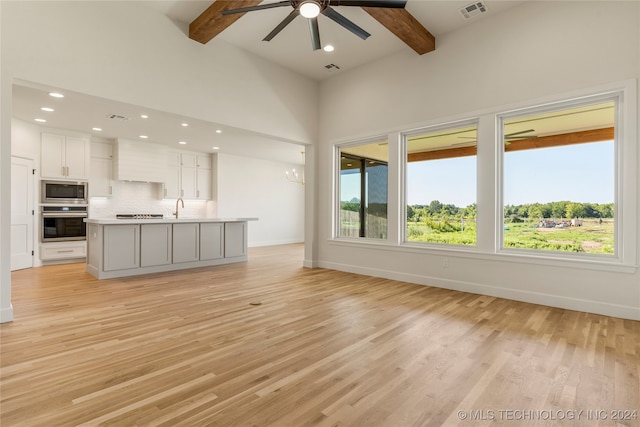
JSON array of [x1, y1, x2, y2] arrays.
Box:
[[85, 217, 258, 279]]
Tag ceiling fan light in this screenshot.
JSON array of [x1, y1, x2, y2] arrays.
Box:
[[300, 1, 320, 18]]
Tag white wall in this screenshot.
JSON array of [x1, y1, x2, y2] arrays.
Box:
[[0, 1, 317, 322], [217, 153, 305, 247], [316, 1, 640, 320]]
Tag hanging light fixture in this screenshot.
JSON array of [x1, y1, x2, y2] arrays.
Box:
[[285, 151, 305, 186]]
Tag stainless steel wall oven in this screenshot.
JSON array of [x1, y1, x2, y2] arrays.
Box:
[[41, 206, 87, 242]]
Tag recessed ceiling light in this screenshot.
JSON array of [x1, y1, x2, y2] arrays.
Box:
[[215, 129, 222, 134], [49, 92, 64, 98], [140, 114, 148, 119], [92, 127, 102, 131], [178, 141, 187, 145], [35, 118, 47, 123], [323, 45, 335, 52], [181, 123, 189, 127], [139, 135, 148, 139], [212, 146, 220, 150], [41, 107, 54, 112]]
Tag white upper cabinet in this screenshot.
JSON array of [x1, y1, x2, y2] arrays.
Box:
[[164, 151, 212, 200], [41, 132, 90, 180], [196, 154, 212, 200], [89, 140, 113, 197]]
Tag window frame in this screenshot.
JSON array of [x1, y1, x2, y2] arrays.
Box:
[[334, 136, 390, 242], [496, 91, 626, 262], [400, 118, 480, 248], [329, 80, 636, 272]]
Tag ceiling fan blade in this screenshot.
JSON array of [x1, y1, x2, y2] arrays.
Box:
[[322, 6, 371, 40], [505, 129, 536, 137], [308, 17, 321, 50], [263, 9, 300, 41], [222, 1, 291, 15], [329, 0, 407, 7]]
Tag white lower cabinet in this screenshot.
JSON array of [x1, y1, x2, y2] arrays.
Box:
[[86, 219, 254, 279], [224, 222, 247, 258], [200, 222, 224, 260], [172, 223, 200, 263], [103, 224, 140, 271], [40, 241, 87, 261], [141, 224, 172, 267]]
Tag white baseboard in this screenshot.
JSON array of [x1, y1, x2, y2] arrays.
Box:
[[249, 239, 303, 248], [0, 304, 14, 323], [317, 260, 640, 321]]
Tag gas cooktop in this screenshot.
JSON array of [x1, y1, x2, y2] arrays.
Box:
[[116, 214, 164, 219]]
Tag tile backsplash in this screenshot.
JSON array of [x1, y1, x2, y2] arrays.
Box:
[[88, 181, 216, 219]]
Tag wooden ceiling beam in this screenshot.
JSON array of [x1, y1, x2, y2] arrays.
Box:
[[362, 6, 435, 55], [189, 0, 262, 44], [408, 128, 614, 162]]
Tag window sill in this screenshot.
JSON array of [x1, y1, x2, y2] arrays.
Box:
[[328, 238, 638, 274]]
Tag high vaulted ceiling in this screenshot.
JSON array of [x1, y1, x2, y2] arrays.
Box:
[[145, 0, 526, 80], [11, 1, 528, 164]]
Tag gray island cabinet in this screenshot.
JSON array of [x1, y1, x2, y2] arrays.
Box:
[[85, 218, 257, 279]]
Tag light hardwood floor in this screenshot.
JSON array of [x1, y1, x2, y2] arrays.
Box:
[[1, 244, 639, 426]]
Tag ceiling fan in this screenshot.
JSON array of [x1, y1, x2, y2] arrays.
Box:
[[457, 129, 539, 144], [220, 0, 407, 50], [189, 0, 435, 55]]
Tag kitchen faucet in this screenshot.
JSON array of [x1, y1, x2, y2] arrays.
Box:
[[173, 197, 184, 219]]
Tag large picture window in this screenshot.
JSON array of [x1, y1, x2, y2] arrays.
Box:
[[501, 99, 616, 255], [404, 122, 478, 246], [339, 140, 388, 239], [332, 82, 634, 268]]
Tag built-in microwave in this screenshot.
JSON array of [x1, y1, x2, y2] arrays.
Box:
[[41, 180, 88, 204]]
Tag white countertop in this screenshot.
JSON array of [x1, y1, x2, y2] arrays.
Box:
[[85, 217, 258, 225]]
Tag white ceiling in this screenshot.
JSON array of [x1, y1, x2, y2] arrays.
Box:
[[11, 1, 526, 165], [148, 0, 526, 81], [12, 82, 307, 165]]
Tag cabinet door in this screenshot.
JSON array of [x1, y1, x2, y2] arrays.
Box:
[[224, 222, 247, 258], [141, 224, 172, 267], [103, 225, 140, 271], [173, 223, 199, 263], [41, 133, 66, 178], [196, 154, 212, 170], [164, 164, 181, 199], [90, 157, 112, 197], [200, 222, 224, 260], [65, 136, 89, 179], [196, 167, 211, 200], [180, 164, 197, 199]]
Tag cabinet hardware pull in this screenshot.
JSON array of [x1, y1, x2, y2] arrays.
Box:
[[57, 249, 75, 253]]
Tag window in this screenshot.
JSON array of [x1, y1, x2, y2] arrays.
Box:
[[501, 99, 616, 255], [404, 122, 478, 246], [339, 140, 388, 239], [332, 81, 635, 269]]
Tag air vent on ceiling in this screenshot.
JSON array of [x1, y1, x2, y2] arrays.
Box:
[[324, 63, 341, 72], [107, 114, 129, 121], [459, 1, 488, 20]]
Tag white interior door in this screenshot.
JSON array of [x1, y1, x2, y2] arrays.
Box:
[[11, 157, 34, 271]]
